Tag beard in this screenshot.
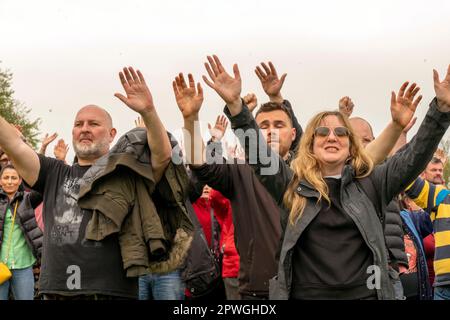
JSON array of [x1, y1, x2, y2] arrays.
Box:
[[73, 139, 109, 160]]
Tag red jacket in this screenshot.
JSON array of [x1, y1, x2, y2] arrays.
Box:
[[192, 189, 240, 278]]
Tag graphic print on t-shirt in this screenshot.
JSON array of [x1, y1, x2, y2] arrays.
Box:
[[50, 176, 84, 245]]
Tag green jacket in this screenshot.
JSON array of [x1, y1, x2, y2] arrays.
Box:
[[77, 128, 193, 277]]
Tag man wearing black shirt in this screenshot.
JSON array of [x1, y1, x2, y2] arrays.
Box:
[[0, 67, 172, 299]]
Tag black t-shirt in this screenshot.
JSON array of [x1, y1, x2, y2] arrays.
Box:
[[291, 177, 375, 300], [31, 154, 137, 298]]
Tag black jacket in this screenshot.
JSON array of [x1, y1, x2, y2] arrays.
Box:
[[0, 189, 43, 261], [384, 199, 408, 269]]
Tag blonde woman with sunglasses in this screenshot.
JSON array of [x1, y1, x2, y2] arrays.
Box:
[[220, 64, 450, 299]]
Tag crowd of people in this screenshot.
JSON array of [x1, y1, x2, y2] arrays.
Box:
[[0, 57, 450, 300]]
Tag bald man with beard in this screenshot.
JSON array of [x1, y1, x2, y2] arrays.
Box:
[[0, 67, 172, 299]]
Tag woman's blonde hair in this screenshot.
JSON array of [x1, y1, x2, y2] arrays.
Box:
[[283, 111, 374, 225]]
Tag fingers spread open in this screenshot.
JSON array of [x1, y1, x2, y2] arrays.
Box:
[[433, 69, 440, 84], [213, 55, 225, 73], [207, 56, 219, 77], [261, 62, 271, 76], [391, 91, 396, 106], [114, 93, 128, 105], [128, 67, 140, 83], [172, 81, 180, 99], [202, 75, 214, 89], [268, 62, 278, 77], [411, 95, 423, 111], [179, 73, 187, 89], [188, 73, 195, 89], [123, 67, 134, 84], [398, 81, 409, 97], [205, 62, 216, 82], [256, 66, 266, 80], [197, 82, 203, 97], [137, 70, 146, 83], [119, 72, 129, 89], [405, 82, 417, 99]]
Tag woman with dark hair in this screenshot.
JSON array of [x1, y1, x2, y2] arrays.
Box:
[[0, 164, 42, 300]]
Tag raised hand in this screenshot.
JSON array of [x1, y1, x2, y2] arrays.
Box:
[[54, 139, 69, 162], [208, 115, 228, 142], [39, 132, 58, 155], [433, 65, 450, 112], [255, 61, 286, 103], [243, 93, 258, 112], [134, 116, 145, 128], [42, 132, 58, 146], [202, 55, 241, 108], [434, 148, 448, 165], [173, 73, 203, 121], [115, 67, 155, 115], [338, 96, 354, 117], [390, 82, 422, 129]]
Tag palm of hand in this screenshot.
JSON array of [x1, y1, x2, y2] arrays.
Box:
[[214, 123, 226, 134], [214, 73, 241, 103], [392, 96, 415, 128], [262, 76, 281, 96], [176, 87, 203, 118], [124, 83, 154, 113], [436, 78, 450, 106]]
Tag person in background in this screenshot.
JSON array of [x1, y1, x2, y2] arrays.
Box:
[[0, 164, 43, 300]]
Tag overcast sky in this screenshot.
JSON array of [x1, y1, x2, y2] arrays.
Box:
[[1, 0, 450, 162]]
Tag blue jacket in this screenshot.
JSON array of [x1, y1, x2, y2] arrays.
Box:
[[400, 209, 433, 300]]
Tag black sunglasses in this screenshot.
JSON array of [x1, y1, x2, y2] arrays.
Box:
[[314, 126, 350, 138]]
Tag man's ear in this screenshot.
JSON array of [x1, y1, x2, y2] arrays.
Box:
[[291, 128, 296, 142], [110, 128, 117, 142]]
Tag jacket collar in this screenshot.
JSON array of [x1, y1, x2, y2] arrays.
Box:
[[0, 188, 24, 204], [295, 164, 356, 198]]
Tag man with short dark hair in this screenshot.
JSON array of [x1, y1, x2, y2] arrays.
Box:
[[421, 157, 445, 185]]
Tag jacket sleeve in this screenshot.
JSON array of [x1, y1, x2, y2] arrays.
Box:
[[371, 98, 450, 203], [405, 176, 440, 212], [189, 163, 234, 200], [209, 189, 231, 226], [223, 102, 293, 206]]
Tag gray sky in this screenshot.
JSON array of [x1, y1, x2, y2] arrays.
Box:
[[1, 0, 450, 162]]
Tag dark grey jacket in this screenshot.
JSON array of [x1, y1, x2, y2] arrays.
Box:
[[225, 98, 450, 300], [384, 199, 408, 269], [0, 189, 43, 260]]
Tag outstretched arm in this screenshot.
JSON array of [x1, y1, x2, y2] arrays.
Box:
[[365, 82, 422, 165], [0, 118, 39, 186], [115, 67, 171, 183], [374, 65, 450, 202], [173, 73, 205, 165]]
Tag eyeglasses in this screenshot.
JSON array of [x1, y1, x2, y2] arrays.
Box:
[[314, 126, 350, 138]]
